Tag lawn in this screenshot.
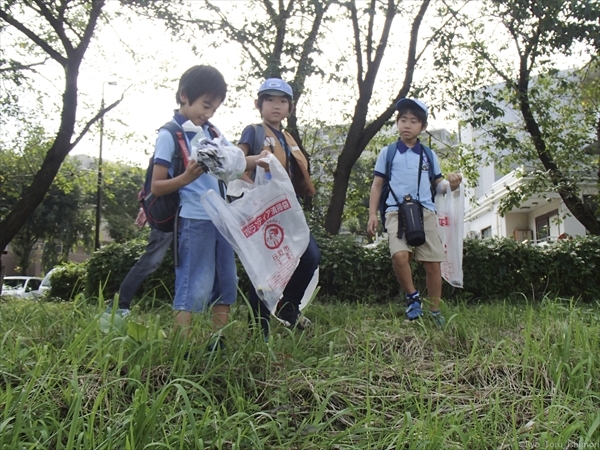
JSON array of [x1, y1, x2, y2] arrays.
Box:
[[1, 295, 599, 449]]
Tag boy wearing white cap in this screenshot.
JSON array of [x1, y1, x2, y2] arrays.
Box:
[[367, 98, 462, 326]]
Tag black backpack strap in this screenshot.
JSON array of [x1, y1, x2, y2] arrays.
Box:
[[420, 143, 436, 201], [250, 123, 266, 156], [204, 122, 227, 201]]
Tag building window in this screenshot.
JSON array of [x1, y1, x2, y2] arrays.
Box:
[[481, 226, 492, 239], [583, 195, 599, 220], [535, 209, 558, 242]]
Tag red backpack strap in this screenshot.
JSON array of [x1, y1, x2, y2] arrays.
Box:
[[173, 130, 189, 168]]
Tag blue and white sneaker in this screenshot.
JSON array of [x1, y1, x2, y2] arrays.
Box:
[[105, 306, 131, 318], [430, 310, 445, 328], [405, 300, 423, 321]]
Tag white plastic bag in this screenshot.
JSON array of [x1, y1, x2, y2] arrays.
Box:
[[201, 154, 310, 312], [435, 181, 464, 288], [192, 135, 247, 183]]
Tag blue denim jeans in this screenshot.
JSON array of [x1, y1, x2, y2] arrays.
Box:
[[173, 218, 238, 313], [248, 232, 320, 335], [118, 228, 173, 309]]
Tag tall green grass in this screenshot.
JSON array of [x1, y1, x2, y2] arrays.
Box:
[[1, 295, 599, 449]]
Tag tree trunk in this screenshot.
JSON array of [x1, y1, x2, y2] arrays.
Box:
[[324, 0, 430, 234], [0, 0, 105, 252], [517, 67, 600, 235]]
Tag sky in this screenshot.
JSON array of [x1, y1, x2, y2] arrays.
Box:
[[21, 0, 460, 168], [2, 1, 588, 169]]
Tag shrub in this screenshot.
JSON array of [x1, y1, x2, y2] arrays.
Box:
[[314, 234, 600, 303], [85, 234, 175, 307], [79, 231, 600, 306], [461, 236, 600, 301], [46, 262, 87, 301]]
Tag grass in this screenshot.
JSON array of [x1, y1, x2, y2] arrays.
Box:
[[1, 294, 599, 449]]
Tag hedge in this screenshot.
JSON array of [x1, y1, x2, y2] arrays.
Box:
[[53, 234, 600, 305]]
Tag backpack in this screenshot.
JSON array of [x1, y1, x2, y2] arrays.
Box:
[[248, 123, 314, 197], [139, 122, 188, 232], [378, 142, 435, 231], [140, 122, 225, 232]]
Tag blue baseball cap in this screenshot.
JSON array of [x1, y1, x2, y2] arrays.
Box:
[[395, 98, 428, 117], [258, 78, 293, 98]]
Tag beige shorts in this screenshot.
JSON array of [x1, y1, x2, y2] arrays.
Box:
[[386, 208, 445, 262]]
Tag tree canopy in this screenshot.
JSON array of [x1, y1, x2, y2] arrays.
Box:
[[432, 0, 600, 234], [0, 0, 122, 253]]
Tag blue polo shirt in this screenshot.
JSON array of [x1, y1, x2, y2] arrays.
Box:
[[374, 139, 442, 212], [153, 112, 229, 220]]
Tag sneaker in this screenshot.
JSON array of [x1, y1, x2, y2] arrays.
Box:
[[275, 301, 300, 328], [296, 314, 312, 330], [430, 310, 445, 328], [105, 306, 131, 318], [206, 336, 226, 353], [405, 300, 423, 321]]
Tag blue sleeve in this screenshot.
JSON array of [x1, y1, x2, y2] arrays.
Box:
[[238, 125, 256, 152], [153, 128, 176, 168], [432, 150, 442, 179], [373, 146, 388, 178]]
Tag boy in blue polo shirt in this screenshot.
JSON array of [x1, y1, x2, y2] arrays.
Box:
[[367, 98, 462, 326], [151, 65, 268, 351]]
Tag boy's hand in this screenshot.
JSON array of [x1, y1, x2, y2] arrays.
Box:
[[367, 213, 379, 236], [183, 159, 204, 182], [256, 150, 271, 171], [134, 208, 147, 228], [447, 172, 462, 191]]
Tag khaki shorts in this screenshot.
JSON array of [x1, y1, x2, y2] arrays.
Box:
[[386, 208, 445, 262]]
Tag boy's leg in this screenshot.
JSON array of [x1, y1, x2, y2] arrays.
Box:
[[278, 233, 320, 326], [248, 288, 271, 338], [173, 310, 193, 340], [391, 250, 416, 294], [208, 225, 238, 332], [386, 211, 422, 319], [414, 208, 445, 325], [423, 261, 442, 311], [173, 219, 219, 337], [211, 304, 231, 331], [118, 229, 173, 309]]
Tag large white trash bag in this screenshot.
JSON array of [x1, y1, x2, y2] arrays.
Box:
[[192, 135, 247, 183], [201, 154, 310, 312], [435, 181, 464, 288]]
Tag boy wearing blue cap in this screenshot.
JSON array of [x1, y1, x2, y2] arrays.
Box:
[[237, 78, 320, 339], [367, 98, 462, 326]]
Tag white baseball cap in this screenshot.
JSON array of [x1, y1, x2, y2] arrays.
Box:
[[395, 98, 428, 117]]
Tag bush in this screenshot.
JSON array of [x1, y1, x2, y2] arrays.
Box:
[[314, 234, 600, 303], [85, 234, 175, 307], [79, 231, 600, 306], [46, 262, 87, 301], [461, 236, 600, 301]]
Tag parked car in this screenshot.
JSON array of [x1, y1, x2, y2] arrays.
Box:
[[1, 276, 43, 298], [39, 268, 56, 296]]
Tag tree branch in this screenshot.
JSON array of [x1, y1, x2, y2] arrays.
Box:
[[71, 95, 125, 149], [32, 0, 74, 54], [349, 0, 364, 85], [0, 8, 67, 66]]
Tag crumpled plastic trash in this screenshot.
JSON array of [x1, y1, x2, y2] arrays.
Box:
[[192, 135, 247, 183]]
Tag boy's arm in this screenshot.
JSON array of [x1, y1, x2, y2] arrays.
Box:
[[238, 141, 271, 176], [434, 173, 462, 194], [150, 160, 203, 197], [367, 176, 384, 236]]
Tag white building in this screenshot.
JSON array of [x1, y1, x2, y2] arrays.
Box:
[[459, 77, 598, 243]]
